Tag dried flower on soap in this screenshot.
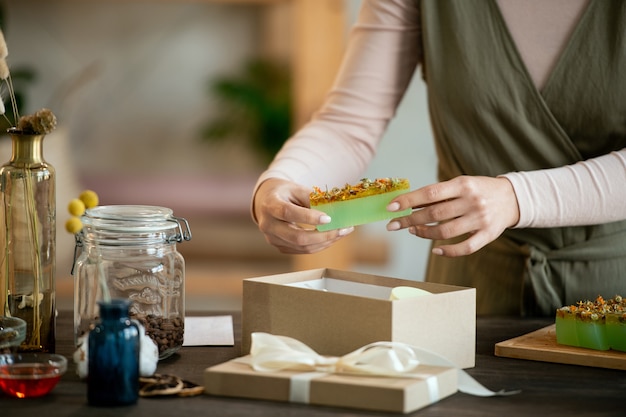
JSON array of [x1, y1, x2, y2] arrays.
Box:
[[310, 177, 410, 205]]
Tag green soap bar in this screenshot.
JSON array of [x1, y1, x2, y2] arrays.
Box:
[[555, 313, 579, 347], [606, 313, 626, 352], [576, 320, 610, 351], [555, 295, 626, 351], [314, 189, 411, 231]]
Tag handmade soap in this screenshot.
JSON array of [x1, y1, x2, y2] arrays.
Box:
[[389, 286, 432, 301], [554, 308, 579, 347], [555, 295, 625, 351], [576, 315, 610, 351], [310, 178, 411, 232], [606, 312, 626, 352]]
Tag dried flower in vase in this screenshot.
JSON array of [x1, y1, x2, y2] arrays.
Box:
[[16, 108, 57, 135], [0, 29, 58, 352]]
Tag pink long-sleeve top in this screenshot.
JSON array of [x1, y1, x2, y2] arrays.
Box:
[[255, 0, 626, 228]]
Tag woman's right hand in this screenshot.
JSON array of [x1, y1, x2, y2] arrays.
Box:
[[253, 178, 354, 254]]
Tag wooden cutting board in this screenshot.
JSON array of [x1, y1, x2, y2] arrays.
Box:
[[495, 324, 626, 370]]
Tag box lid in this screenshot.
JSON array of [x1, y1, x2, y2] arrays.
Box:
[[204, 358, 458, 414]]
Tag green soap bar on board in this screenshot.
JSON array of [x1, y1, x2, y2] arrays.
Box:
[[555, 312, 579, 347], [314, 189, 411, 232], [576, 319, 610, 350], [555, 309, 609, 351], [606, 313, 626, 352], [555, 295, 626, 351]]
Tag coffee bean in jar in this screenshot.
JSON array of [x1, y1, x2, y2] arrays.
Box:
[[131, 314, 184, 358]]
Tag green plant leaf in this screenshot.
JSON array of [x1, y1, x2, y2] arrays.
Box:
[[200, 58, 292, 163]]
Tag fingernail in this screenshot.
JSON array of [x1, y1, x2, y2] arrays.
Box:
[[432, 247, 443, 256], [387, 202, 401, 212], [320, 215, 331, 224], [408, 226, 417, 235], [387, 221, 400, 231], [338, 227, 354, 236]]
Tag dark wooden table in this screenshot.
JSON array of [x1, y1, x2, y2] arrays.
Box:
[[2, 310, 624, 416]]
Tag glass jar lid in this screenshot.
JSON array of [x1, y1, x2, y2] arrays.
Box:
[[80, 205, 191, 245]]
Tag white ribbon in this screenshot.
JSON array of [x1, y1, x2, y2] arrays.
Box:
[[289, 372, 327, 403], [249, 332, 520, 402]]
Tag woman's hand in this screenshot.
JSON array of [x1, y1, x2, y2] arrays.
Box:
[[253, 178, 354, 254], [386, 176, 520, 257]]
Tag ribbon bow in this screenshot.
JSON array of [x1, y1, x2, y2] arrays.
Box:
[[249, 332, 520, 397], [251, 332, 420, 376]]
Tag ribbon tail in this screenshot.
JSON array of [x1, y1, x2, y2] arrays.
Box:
[[494, 388, 522, 396], [457, 371, 521, 397], [409, 346, 521, 397]]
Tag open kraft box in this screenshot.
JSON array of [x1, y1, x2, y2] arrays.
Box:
[[241, 268, 476, 369]]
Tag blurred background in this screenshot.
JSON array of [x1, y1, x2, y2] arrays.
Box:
[[0, 0, 435, 312]]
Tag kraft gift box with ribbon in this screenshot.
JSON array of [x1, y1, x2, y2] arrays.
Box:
[[203, 333, 518, 414], [241, 268, 476, 369]]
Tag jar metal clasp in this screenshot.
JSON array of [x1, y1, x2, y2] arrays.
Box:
[[71, 233, 84, 275], [168, 216, 192, 243]]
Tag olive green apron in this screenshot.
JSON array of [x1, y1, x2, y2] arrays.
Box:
[[419, 0, 626, 315]]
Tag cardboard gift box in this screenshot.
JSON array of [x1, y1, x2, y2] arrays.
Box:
[[242, 268, 476, 369], [204, 356, 458, 414]]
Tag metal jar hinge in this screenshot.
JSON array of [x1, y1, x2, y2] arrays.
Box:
[[168, 216, 192, 243]]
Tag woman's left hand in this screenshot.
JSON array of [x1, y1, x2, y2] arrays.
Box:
[[386, 176, 520, 257]]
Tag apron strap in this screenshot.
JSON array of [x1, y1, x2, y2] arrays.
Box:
[[523, 230, 626, 315]]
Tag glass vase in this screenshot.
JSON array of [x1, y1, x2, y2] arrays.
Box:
[[88, 299, 139, 406], [0, 128, 56, 353]]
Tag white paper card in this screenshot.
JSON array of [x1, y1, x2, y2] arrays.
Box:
[[183, 315, 234, 346]]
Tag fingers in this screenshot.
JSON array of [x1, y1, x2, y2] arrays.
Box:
[[405, 211, 493, 257], [254, 178, 355, 255], [255, 181, 324, 226], [268, 224, 355, 255], [258, 199, 350, 252], [386, 176, 520, 257], [389, 197, 474, 231], [391, 177, 465, 211], [263, 220, 355, 255], [427, 232, 490, 257]]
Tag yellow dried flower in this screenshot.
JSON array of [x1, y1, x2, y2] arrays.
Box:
[[68, 198, 86, 217], [66, 190, 99, 235], [79, 190, 99, 209], [17, 108, 57, 134], [65, 217, 83, 234]]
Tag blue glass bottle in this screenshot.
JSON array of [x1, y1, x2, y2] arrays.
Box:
[[87, 299, 140, 406]]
